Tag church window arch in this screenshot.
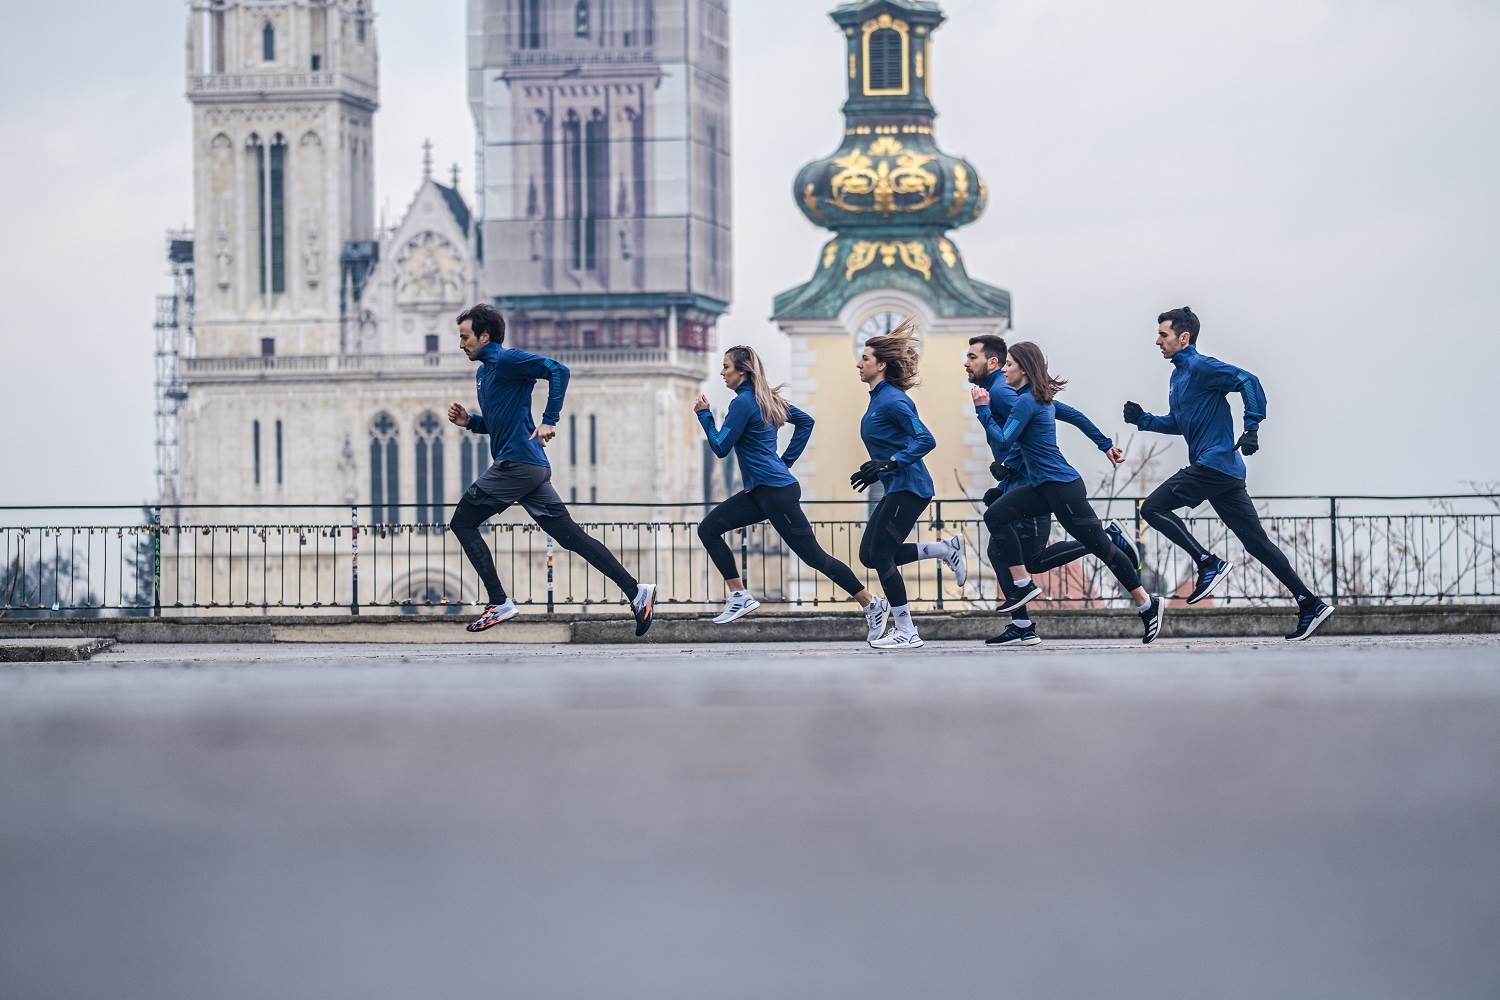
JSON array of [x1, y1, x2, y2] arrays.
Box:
[[369, 412, 400, 525], [262, 21, 275, 62], [863, 18, 910, 96], [575, 1, 591, 39], [459, 432, 491, 493], [584, 109, 608, 270], [562, 110, 583, 269], [414, 411, 446, 527], [356, 2, 368, 44]]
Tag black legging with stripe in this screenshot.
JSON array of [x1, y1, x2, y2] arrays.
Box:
[[698, 482, 865, 597], [984, 477, 1141, 593], [451, 499, 637, 605], [858, 490, 931, 607]]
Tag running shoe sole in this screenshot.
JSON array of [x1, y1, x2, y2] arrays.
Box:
[[466, 604, 519, 632], [870, 634, 925, 649], [1106, 519, 1141, 572], [987, 633, 1042, 647], [1186, 561, 1234, 605], [1286, 604, 1335, 641], [712, 598, 761, 625], [996, 584, 1043, 614]]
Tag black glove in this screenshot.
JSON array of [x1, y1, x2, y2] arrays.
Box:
[[982, 486, 1003, 507], [1123, 400, 1144, 426], [850, 460, 897, 492], [989, 460, 1017, 483], [1237, 429, 1259, 456]]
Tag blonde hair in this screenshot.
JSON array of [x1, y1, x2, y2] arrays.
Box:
[[724, 345, 790, 427], [864, 316, 922, 390]]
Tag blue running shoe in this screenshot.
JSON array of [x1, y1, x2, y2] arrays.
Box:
[[1105, 519, 1141, 572], [1186, 558, 1233, 604], [986, 623, 1041, 647], [1286, 601, 1334, 641]]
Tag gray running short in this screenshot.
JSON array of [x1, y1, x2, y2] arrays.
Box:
[[464, 460, 568, 519]]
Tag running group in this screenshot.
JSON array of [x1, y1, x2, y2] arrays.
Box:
[[447, 303, 1335, 646]]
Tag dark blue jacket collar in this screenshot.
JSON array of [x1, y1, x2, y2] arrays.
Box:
[[1171, 344, 1199, 369]]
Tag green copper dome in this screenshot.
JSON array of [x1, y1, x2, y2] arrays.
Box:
[[774, 0, 1010, 322]]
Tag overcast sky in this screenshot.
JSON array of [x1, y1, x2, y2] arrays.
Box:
[[2, 0, 1498, 509]]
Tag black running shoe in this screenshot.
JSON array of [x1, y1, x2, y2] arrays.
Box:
[[1105, 519, 1141, 572], [986, 623, 1041, 647], [1139, 595, 1165, 645], [997, 580, 1043, 613], [1186, 558, 1233, 604], [1285, 601, 1334, 641], [632, 583, 656, 637]]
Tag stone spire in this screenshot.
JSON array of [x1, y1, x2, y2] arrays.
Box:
[[421, 138, 433, 182]]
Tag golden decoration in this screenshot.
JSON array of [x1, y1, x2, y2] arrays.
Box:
[[938, 238, 957, 268], [915, 50, 924, 78], [849, 53, 856, 79], [977, 177, 989, 216], [948, 162, 968, 218], [822, 239, 839, 269], [845, 240, 932, 282], [829, 138, 939, 215], [802, 181, 822, 219]]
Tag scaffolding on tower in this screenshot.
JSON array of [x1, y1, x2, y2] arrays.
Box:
[[154, 230, 195, 516]]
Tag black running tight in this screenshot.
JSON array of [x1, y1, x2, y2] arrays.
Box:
[[450, 498, 637, 605], [984, 478, 1141, 592], [859, 490, 930, 607], [698, 483, 865, 596]]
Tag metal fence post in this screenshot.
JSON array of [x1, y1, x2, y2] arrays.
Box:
[[350, 505, 360, 616], [933, 500, 945, 610], [1329, 496, 1339, 604], [151, 505, 162, 617], [546, 533, 555, 616]]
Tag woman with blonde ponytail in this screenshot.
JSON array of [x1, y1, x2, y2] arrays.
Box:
[[694, 346, 885, 634]]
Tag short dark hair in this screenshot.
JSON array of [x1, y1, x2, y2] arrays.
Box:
[[1158, 306, 1200, 343], [457, 303, 506, 344], [968, 334, 1007, 365]]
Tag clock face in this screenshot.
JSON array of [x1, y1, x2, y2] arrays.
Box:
[[854, 310, 918, 358]]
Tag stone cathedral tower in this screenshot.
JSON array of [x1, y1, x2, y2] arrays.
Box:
[[186, 0, 379, 358], [467, 0, 731, 504]]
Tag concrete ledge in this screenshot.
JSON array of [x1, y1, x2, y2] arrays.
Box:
[[0, 604, 1495, 645], [0, 638, 117, 663]]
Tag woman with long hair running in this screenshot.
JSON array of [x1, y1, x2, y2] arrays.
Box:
[[849, 319, 964, 650], [695, 346, 891, 642], [981, 342, 1166, 644]]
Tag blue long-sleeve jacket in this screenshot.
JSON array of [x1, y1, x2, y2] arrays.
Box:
[[859, 379, 936, 499], [1134, 344, 1265, 480], [974, 371, 1112, 487], [464, 341, 570, 468], [698, 383, 813, 491], [976, 384, 1083, 486]]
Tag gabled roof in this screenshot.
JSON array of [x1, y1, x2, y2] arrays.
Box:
[[432, 181, 471, 237]]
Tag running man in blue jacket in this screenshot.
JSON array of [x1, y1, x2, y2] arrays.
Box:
[[695, 346, 888, 640], [1124, 306, 1333, 640], [446, 304, 657, 635], [964, 335, 1139, 647]]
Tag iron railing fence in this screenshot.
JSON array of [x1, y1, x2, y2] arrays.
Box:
[[2, 495, 1497, 616]]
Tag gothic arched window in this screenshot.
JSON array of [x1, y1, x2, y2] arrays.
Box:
[[584, 109, 608, 270], [369, 412, 399, 525], [562, 111, 583, 269], [249, 133, 287, 295], [459, 433, 491, 490], [575, 0, 591, 38], [262, 22, 275, 62], [414, 411, 446, 527], [356, 2, 368, 44]]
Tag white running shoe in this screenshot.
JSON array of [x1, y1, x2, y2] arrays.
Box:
[[941, 535, 967, 588], [713, 592, 761, 624], [870, 629, 925, 650], [864, 596, 891, 644]]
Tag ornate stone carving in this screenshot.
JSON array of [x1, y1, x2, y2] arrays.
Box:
[[394, 232, 465, 305], [303, 221, 322, 287]]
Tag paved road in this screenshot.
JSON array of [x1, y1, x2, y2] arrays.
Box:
[[4, 636, 1500, 999]]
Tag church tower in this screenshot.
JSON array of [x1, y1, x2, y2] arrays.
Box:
[[773, 0, 1010, 506], [186, 0, 379, 358], [467, 0, 731, 504]]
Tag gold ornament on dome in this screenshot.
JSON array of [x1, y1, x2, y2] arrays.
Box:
[[803, 182, 823, 219], [947, 163, 968, 217], [845, 240, 932, 282], [828, 137, 939, 215], [822, 239, 840, 269], [938, 238, 958, 269]]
